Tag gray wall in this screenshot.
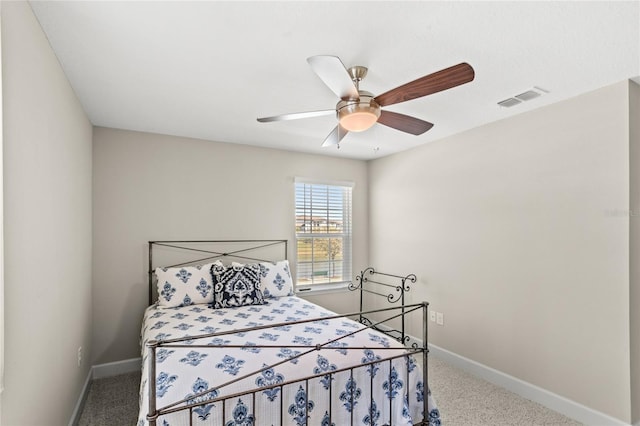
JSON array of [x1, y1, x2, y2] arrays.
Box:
[[92, 127, 367, 364], [1, 2, 93, 425], [368, 81, 636, 423]]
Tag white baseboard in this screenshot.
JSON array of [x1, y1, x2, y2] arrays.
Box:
[[92, 357, 141, 379], [337, 323, 632, 425], [68, 357, 142, 425], [427, 343, 631, 426]]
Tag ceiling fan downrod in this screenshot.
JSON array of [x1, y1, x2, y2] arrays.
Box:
[[347, 66, 368, 93]]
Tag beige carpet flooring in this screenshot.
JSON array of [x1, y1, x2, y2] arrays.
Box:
[[427, 357, 580, 425]]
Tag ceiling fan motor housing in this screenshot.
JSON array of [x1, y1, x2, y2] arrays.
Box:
[[336, 91, 381, 132]]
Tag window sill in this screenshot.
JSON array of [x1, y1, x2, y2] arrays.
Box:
[[295, 282, 351, 296]]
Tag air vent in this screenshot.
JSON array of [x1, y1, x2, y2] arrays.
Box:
[[515, 90, 540, 101], [497, 98, 522, 108], [498, 86, 547, 108]]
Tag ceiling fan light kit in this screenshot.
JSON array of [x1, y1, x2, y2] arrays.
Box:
[[337, 93, 381, 132], [257, 55, 475, 147]]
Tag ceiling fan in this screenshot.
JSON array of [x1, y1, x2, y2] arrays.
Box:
[[257, 55, 475, 148]]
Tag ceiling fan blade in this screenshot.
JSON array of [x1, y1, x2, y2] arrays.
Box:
[[377, 110, 434, 135], [374, 63, 475, 107], [307, 55, 359, 100], [322, 125, 349, 147], [257, 109, 334, 123]]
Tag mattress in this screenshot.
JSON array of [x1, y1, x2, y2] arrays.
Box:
[[138, 295, 440, 425]]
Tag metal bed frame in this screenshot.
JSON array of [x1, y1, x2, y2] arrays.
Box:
[[144, 240, 430, 426]]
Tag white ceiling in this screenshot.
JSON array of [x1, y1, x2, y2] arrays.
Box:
[[30, 1, 640, 160]]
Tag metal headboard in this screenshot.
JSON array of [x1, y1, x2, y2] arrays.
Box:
[[349, 267, 417, 346], [148, 239, 288, 305]]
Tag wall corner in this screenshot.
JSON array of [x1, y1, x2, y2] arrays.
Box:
[[629, 78, 640, 425]]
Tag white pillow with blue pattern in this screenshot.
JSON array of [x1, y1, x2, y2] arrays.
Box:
[[210, 262, 265, 309], [155, 261, 220, 308], [258, 260, 294, 298]]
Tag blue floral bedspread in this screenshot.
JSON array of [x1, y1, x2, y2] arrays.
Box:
[[138, 296, 441, 425]]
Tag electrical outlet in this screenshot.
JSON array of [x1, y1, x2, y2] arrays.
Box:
[[436, 312, 444, 326], [429, 310, 436, 322], [77, 346, 82, 367]]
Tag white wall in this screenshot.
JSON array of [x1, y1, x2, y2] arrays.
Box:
[[368, 81, 634, 423], [1, 2, 93, 425], [92, 127, 367, 364]]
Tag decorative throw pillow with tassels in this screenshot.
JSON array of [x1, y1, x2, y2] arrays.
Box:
[[210, 262, 265, 309]]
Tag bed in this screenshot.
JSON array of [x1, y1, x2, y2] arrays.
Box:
[[138, 240, 440, 425]]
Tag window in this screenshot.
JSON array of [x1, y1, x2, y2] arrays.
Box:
[[295, 179, 352, 289]]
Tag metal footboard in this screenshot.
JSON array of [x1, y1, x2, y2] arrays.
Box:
[[146, 302, 430, 425]]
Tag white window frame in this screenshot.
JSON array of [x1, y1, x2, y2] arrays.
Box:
[[294, 178, 353, 294]]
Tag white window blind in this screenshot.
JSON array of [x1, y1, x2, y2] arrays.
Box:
[[295, 180, 352, 288]]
